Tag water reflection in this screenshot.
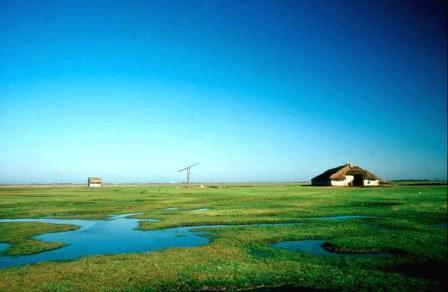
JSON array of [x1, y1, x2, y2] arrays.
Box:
[[0, 214, 207, 268], [271, 240, 391, 257]]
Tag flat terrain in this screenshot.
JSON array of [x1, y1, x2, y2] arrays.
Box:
[[0, 184, 446, 291]]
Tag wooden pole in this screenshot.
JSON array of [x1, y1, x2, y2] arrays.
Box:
[[187, 168, 191, 188], [178, 163, 198, 188]]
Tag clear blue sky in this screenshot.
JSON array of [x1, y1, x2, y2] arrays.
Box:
[[0, 0, 446, 183]]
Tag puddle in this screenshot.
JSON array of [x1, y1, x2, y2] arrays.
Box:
[[0, 214, 207, 268], [271, 240, 391, 257], [0, 243, 9, 253], [0, 213, 381, 268], [0, 215, 301, 268], [272, 240, 336, 256]]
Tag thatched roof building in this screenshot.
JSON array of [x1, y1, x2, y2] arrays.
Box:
[[88, 177, 103, 188], [311, 163, 380, 187]]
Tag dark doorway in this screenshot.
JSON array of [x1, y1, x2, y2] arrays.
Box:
[[353, 175, 364, 186]]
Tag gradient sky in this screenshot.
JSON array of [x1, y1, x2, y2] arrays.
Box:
[[0, 0, 446, 183]]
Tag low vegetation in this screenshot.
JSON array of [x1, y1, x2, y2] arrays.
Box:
[[0, 184, 446, 291], [0, 222, 78, 256]]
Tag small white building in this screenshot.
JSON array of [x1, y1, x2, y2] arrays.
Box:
[[88, 177, 103, 188], [311, 163, 380, 187]]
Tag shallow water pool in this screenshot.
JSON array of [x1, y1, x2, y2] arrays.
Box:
[[0, 214, 210, 268], [271, 240, 391, 257], [0, 214, 377, 268]]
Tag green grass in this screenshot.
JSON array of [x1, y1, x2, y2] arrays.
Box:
[[0, 222, 78, 256], [0, 184, 446, 291]]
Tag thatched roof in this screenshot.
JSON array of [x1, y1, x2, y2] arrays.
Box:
[[312, 163, 380, 182], [88, 177, 102, 183]]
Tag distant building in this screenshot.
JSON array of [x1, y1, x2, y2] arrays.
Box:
[[88, 177, 103, 188], [311, 163, 380, 187]]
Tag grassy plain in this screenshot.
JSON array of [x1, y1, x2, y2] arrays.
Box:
[[0, 183, 446, 291]]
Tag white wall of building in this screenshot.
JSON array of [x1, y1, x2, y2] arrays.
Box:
[[88, 183, 102, 188], [330, 175, 354, 186], [330, 176, 379, 186], [363, 180, 379, 186]]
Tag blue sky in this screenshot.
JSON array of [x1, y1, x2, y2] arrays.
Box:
[[0, 0, 446, 183]]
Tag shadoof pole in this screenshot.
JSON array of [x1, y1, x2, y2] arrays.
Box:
[[178, 163, 199, 188]]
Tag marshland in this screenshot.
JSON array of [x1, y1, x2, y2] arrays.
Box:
[[0, 183, 446, 290]]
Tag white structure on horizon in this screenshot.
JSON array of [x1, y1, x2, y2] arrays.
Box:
[[88, 177, 103, 188]]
